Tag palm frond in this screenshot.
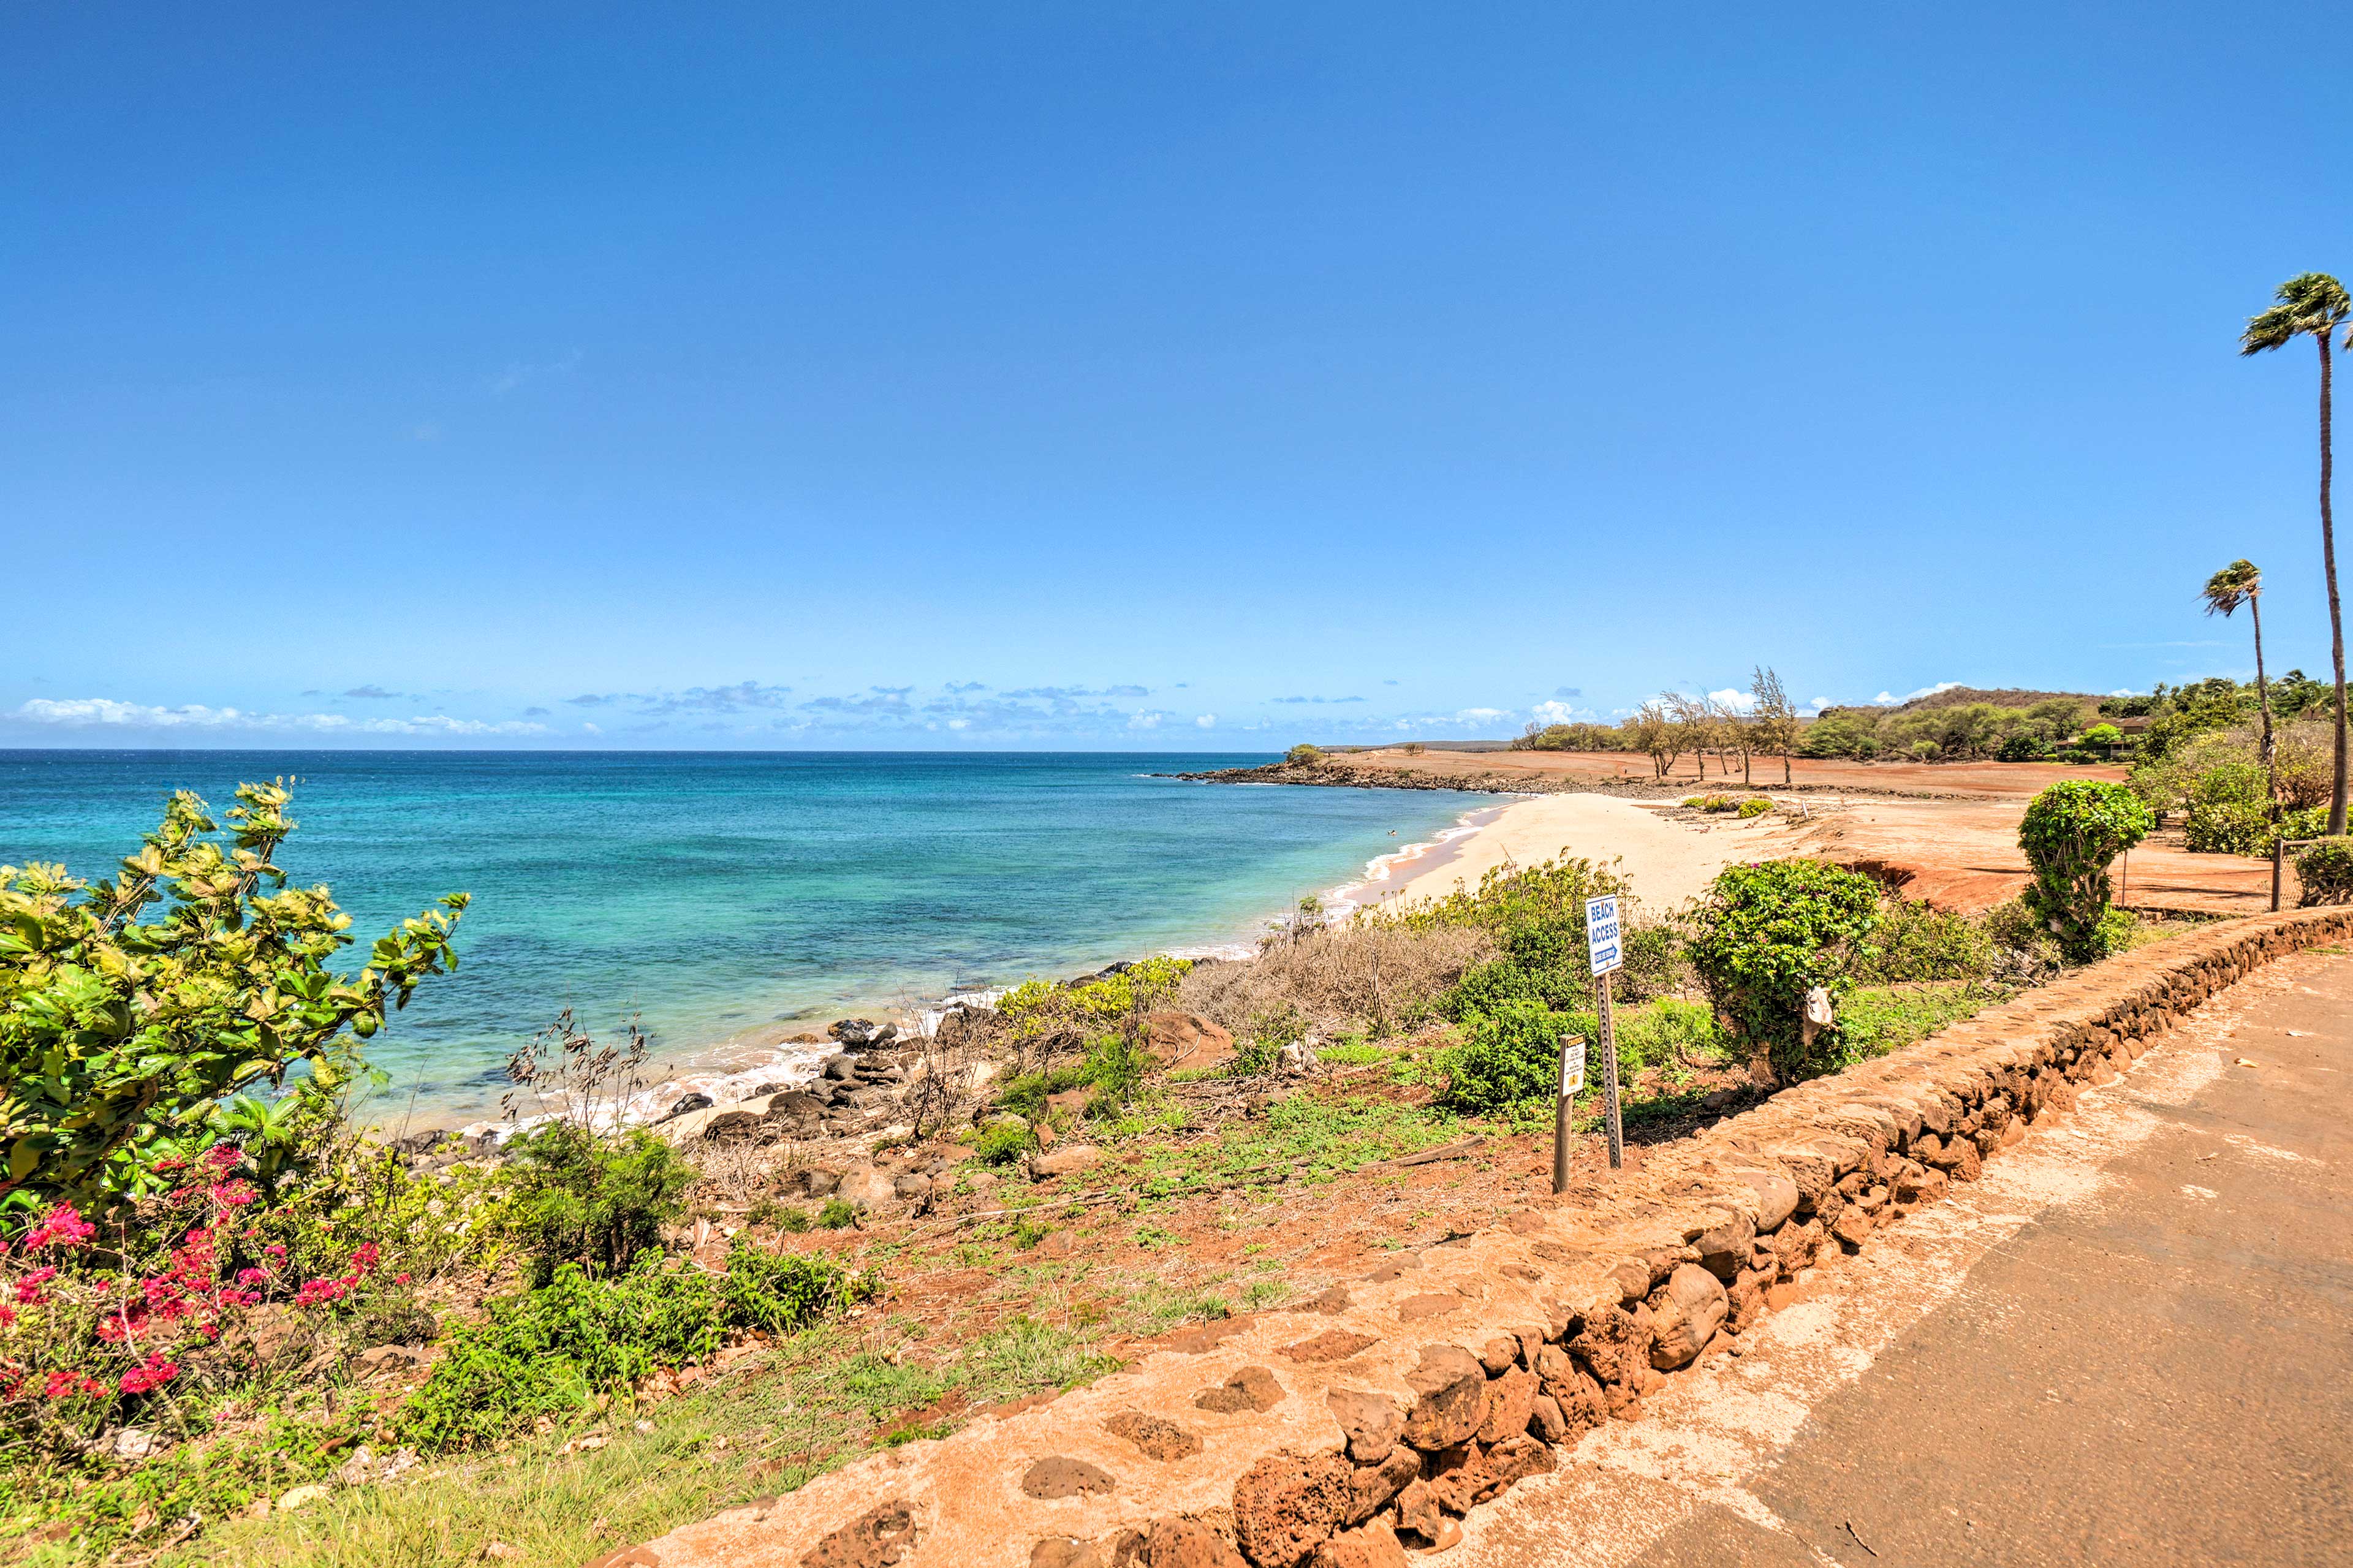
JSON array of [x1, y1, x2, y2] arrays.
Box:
[[2241, 272, 2352, 355], [2202, 558, 2261, 616]]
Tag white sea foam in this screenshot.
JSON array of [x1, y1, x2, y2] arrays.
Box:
[[1317, 803, 1510, 920]]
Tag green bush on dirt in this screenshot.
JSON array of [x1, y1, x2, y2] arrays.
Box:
[[400, 1246, 873, 1453], [1687, 859, 1882, 1081], [1436, 999, 1575, 1113], [1851, 896, 1997, 983], [504, 1123, 697, 1286], [2017, 780, 2153, 962]]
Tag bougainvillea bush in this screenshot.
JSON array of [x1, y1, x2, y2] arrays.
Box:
[[0, 1146, 417, 1456]]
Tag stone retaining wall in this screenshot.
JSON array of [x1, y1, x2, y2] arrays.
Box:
[[617, 909, 2353, 1568]]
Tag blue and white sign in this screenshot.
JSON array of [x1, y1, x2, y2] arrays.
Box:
[[1585, 893, 1622, 976]]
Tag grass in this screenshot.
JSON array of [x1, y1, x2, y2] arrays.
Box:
[[163, 1317, 1116, 1568], [1838, 980, 2007, 1061], [1315, 1040, 1387, 1067], [1113, 1094, 1464, 1202]]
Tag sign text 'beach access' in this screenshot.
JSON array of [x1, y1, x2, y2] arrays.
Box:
[[1585, 893, 1623, 977]]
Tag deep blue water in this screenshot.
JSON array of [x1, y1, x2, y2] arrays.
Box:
[[1, 751, 1491, 1122]]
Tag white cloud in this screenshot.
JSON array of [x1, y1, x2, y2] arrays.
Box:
[[1708, 687, 1757, 714], [2107, 687, 2142, 698], [13, 698, 548, 737], [1128, 710, 1167, 729], [1195, 714, 1216, 729], [1454, 707, 1509, 725], [1871, 680, 1962, 707], [582, 722, 602, 735], [1530, 700, 1583, 725], [1808, 697, 1834, 713]]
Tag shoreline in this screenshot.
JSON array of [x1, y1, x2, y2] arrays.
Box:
[[1351, 789, 1804, 919], [406, 790, 1789, 1142], [407, 802, 1513, 1141]]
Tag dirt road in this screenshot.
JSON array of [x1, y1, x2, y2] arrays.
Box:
[[1319, 749, 2281, 915], [1452, 945, 2353, 1567]]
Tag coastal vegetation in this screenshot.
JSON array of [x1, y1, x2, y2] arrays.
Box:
[[0, 771, 2258, 1566]]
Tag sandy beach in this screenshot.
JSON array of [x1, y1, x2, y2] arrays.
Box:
[[1352, 792, 1801, 918]]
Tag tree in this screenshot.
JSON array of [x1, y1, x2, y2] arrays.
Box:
[[0, 781, 466, 1203], [2241, 273, 2352, 833], [2017, 780, 2152, 963], [1629, 701, 1683, 778], [1751, 665, 1798, 784], [2201, 558, 2279, 826]]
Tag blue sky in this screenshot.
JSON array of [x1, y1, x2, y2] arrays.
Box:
[[4, 3, 2349, 750]]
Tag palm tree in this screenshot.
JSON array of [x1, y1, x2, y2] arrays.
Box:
[[2202, 558, 2278, 821], [2241, 273, 2352, 834]]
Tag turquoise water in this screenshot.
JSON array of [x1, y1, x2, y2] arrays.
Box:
[[1, 751, 1493, 1124]]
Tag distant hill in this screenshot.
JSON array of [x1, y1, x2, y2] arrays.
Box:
[[1824, 686, 2100, 719]]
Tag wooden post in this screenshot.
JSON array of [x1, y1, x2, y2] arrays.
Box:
[[1598, 971, 1624, 1170], [1551, 1034, 1585, 1195], [2273, 836, 2286, 912]]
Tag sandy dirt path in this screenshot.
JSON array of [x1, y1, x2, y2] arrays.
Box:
[[1359, 793, 1802, 917]]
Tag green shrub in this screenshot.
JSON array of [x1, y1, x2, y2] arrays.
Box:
[[1612, 998, 1726, 1074], [1851, 896, 1996, 983], [1998, 732, 2047, 762], [2295, 838, 2353, 906], [2283, 803, 2331, 841], [1737, 797, 1772, 819], [0, 780, 466, 1203], [1078, 1032, 1154, 1112], [2185, 800, 2272, 855], [2017, 780, 2153, 963], [973, 1118, 1037, 1166], [1687, 860, 1882, 1081], [1436, 999, 1574, 1113], [400, 1245, 871, 1452], [504, 1123, 696, 1287], [1286, 744, 1325, 767], [817, 1197, 859, 1229], [1443, 955, 1574, 1020]]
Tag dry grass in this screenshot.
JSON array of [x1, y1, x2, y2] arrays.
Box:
[[1175, 923, 1493, 1038]]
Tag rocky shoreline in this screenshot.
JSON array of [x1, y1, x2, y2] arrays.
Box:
[[1164, 760, 1655, 795]]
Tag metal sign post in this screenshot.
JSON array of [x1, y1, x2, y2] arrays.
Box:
[[1551, 1034, 1586, 1194], [1585, 893, 1626, 1170]]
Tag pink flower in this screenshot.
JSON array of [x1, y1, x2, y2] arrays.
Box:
[[237, 1268, 267, 1287], [20, 1203, 97, 1251], [119, 1354, 179, 1394], [263, 1244, 287, 1259], [352, 1243, 380, 1271]]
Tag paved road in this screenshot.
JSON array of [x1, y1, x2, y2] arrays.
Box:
[[1460, 947, 2353, 1568]]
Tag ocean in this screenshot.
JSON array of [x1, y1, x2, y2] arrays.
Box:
[[1, 750, 1496, 1127]]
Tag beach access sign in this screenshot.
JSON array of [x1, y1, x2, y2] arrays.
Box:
[[1585, 894, 1622, 976]]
